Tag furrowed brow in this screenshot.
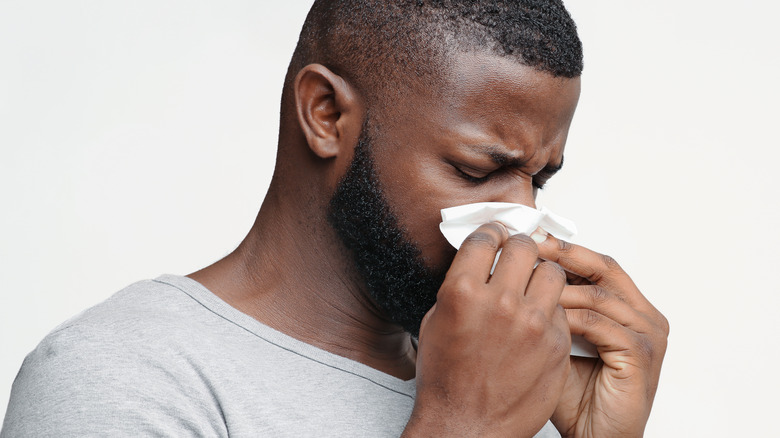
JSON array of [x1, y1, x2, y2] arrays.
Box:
[[483, 148, 564, 176], [486, 150, 526, 167]]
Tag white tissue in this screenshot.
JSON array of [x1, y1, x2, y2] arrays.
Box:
[[439, 202, 598, 358], [439, 202, 577, 249]]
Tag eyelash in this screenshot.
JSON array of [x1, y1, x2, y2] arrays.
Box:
[[458, 170, 492, 184], [457, 167, 547, 190]]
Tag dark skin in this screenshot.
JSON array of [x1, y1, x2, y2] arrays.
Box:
[[190, 51, 669, 437]]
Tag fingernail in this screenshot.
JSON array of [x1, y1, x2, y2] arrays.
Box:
[[530, 228, 548, 243]]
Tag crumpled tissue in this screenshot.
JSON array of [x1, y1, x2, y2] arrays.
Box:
[[440, 202, 577, 248], [439, 202, 598, 358]]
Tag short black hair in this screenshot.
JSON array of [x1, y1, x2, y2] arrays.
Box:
[[285, 0, 582, 107]]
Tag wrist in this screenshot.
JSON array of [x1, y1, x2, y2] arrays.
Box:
[[402, 404, 544, 438], [401, 406, 483, 438]]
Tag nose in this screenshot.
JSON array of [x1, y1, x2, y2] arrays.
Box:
[[493, 181, 537, 209]]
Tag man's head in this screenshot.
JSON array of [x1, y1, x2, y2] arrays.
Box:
[[286, 0, 582, 103], [273, 0, 583, 335]]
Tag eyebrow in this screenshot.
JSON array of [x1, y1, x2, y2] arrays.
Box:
[[483, 148, 565, 177]]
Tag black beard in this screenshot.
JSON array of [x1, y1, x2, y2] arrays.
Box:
[[326, 127, 446, 337]]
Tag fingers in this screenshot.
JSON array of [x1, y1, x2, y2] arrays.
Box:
[[565, 308, 635, 363], [525, 262, 567, 310], [445, 225, 568, 314], [536, 234, 625, 286], [565, 308, 667, 369], [417, 224, 573, 436], [437, 223, 570, 342], [489, 233, 542, 294], [458, 226, 566, 313], [536, 234, 669, 349], [536, 234, 652, 311], [446, 222, 508, 284], [560, 285, 653, 333]]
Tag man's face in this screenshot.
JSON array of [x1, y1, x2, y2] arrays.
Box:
[[329, 52, 581, 335]]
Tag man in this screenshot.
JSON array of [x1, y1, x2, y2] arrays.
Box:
[[2, 0, 668, 436]]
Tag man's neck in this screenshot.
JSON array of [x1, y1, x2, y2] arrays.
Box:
[[188, 192, 417, 380]]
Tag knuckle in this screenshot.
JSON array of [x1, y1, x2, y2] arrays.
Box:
[[557, 238, 573, 252], [440, 274, 480, 302], [633, 336, 656, 364], [506, 233, 537, 247], [548, 261, 567, 280], [589, 285, 610, 306], [581, 309, 600, 327], [644, 304, 670, 337], [535, 261, 566, 285], [503, 234, 539, 258], [463, 230, 502, 251], [523, 308, 549, 336], [601, 254, 622, 271], [494, 292, 519, 319], [658, 313, 671, 337]]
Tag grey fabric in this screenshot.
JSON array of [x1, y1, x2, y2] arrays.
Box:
[[1, 275, 560, 437]]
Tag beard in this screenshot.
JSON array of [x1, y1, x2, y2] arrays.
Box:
[[327, 125, 447, 337]]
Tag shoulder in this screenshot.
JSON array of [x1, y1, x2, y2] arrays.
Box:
[[29, 278, 207, 365], [1, 278, 228, 437]]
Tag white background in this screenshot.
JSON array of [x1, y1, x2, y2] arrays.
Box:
[[1, 1, 778, 436]]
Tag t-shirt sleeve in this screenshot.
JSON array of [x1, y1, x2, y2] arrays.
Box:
[[1, 324, 227, 437]]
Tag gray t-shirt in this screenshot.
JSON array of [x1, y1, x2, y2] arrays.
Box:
[[2, 275, 560, 437]]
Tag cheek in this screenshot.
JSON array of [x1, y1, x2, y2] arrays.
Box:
[[373, 138, 497, 270], [405, 202, 457, 269], [420, 230, 459, 272], [379, 161, 464, 270]]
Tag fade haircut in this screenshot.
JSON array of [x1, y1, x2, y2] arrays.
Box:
[[283, 0, 582, 110]]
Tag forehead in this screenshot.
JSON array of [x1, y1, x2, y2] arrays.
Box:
[[374, 51, 581, 165], [441, 51, 580, 140]]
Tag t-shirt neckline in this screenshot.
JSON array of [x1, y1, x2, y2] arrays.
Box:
[[153, 274, 417, 398]]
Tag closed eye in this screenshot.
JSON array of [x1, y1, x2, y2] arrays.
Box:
[[456, 166, 550, 189], [455, 166, 493, 184]]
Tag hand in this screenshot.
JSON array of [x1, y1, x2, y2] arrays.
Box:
[[403, 223, 571, 437], [536, 235, 670, 438]]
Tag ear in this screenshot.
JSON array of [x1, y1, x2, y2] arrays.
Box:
[[294, 64, 363, 159]]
